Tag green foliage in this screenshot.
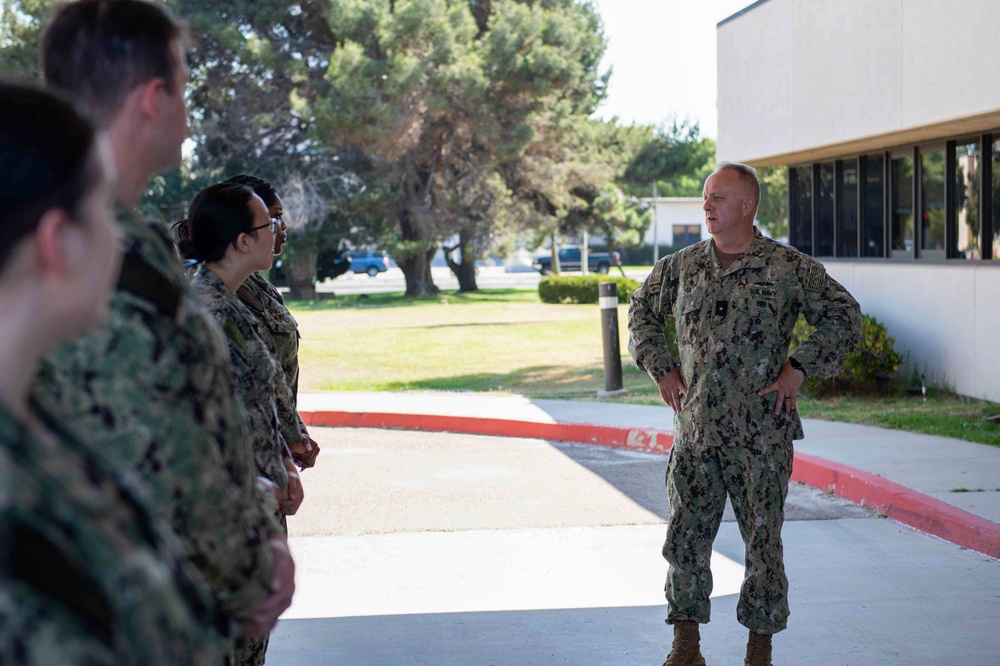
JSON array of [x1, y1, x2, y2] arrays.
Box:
[[538, 274, 639, 304], [317, 0, 611, 294], [756, 165, 788, 239], [791, 313, 903, 396]]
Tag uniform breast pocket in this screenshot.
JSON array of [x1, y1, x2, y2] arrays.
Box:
[[675, 287, 705, 347], [743, 295, 781, 343]]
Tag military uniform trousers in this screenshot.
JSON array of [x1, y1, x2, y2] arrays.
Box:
[[663, 438, 793, 634]]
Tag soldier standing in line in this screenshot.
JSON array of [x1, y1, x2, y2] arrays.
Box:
[[30, 0, 295, 659], [0, 83, 219, 664], [628, 162, 862, 666], [224, 174, 321, 470], [184, 182, 300, 666]]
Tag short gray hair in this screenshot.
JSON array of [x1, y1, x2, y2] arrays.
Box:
[[716, 161, 760, 207]]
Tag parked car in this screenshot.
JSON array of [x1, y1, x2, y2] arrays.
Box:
[[348, 250, 391, 277], [533, 246, 621, 275]]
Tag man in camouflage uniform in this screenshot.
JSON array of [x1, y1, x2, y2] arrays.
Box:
[[629, 162, 862, 666], [30, 0, 295, 659], [1, 405, 223, 665]]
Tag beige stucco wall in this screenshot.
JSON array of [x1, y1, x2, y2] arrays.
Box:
[[717, 0, 1000, 165], [824, 262, 1000, 402]]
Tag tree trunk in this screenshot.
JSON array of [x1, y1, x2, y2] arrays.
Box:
[[285, 250, 318, 301], [395, 199, 439, 297], [400, 245, 441, 297], [550, 231, 561, 275], [445, 242, 479, 292]]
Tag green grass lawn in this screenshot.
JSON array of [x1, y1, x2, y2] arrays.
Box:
[[290, 288, 1000, 448], [293, 289, 652, 395]]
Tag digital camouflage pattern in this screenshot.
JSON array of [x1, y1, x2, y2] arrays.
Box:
[[0, 581, 116, 665], [31, 210, 278, 648], [628, 228, 862, 448], [0, 401, 221, 664], [628, 228, 862, 634], [238, 272, 307, 447], [663, 438, 793, 633], [191, 266, 289, 492]]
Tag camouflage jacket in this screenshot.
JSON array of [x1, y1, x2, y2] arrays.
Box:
[[0, 401, 221, 664], [237, 272, 307, 446], [191, 266, 289, 491], [31, 210, 277, 638], [628, 228, 862, 447]]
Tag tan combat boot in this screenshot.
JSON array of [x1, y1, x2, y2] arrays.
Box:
[[744, 631, 772, 666], [662, 620, 706, 666]]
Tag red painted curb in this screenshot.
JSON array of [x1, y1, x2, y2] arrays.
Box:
[[303, 410, 674, 454], [301, 409, 1000, 560], [790, 452, 1000, 559]]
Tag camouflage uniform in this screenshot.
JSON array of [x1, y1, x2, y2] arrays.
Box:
[[192, 266, 291, 666], [237, 272, 308, 450], [31, 210, 280, 654], [628, 228, 862, 634], [191, 266, 289, 492], [0, 401, 221, 664]]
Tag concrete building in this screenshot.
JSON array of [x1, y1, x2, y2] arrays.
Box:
[[639, 197, 708, 249], [716, 0, 1000, 402]]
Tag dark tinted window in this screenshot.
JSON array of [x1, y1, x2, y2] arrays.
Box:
[[789, 166, 813, 255], [816, 163, 835, 256], [861, 155, 885, 257], [952, 141, 981, 259], [837, 160, 859, 257], [920, 148, 946, 254], [891, 155, 914, 256]]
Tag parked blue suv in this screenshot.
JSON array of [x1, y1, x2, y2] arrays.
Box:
[[348, 251, 391, 277]]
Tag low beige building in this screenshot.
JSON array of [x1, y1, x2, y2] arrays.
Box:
[[717, 0, 1000, 402]]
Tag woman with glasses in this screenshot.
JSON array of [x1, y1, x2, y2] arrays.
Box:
[[183, 182, 302, 665], [0, 84, 220, 664], [223, 174, 320, 470]]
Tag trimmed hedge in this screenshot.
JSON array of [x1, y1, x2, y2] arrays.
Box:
[[538, 274, 641, 304]]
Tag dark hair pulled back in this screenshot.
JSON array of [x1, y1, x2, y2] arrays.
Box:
[[0, 83, 98, 271], [223, 174, 279, 208], [184, 183, 257, 263]]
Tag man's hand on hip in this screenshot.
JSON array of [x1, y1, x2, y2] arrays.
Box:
[[757, 361, 806, 414], [657, 367, 687, 412]]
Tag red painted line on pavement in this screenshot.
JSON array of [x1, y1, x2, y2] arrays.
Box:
[[301, 410, 1000, 559]]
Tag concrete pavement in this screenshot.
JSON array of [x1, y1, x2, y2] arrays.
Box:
[[269, 426, 1000, 665], [298, 391, 1000, 559]]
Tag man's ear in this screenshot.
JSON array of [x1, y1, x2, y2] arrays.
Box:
[[136, 76, 168, 126], [34, 208, 74, 279]]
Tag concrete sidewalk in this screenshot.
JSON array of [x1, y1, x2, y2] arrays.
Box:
[[298, 391, 1000, 559]]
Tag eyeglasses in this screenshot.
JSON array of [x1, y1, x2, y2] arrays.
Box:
[[248, 217, 279, 235]]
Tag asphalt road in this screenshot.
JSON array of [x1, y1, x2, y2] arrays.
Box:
[[270, 427, 1000, 666]]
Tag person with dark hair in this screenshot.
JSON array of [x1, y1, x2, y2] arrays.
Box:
[[30, 1, 295, 661], [630, 162, 862, 666], [0, 83, 220, 663], [224, 174, 321, 470], [185, 182, 301, 665]]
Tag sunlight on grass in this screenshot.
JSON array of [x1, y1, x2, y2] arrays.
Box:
[[293, 297, 650, 397], [290, 289, 1000, 447]]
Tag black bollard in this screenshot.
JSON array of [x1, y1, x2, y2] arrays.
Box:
[[598, 282, 628, 398]]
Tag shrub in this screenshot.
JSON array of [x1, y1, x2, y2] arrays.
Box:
[[790, 313, 903, 396], [538, 275, 641, 305]]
